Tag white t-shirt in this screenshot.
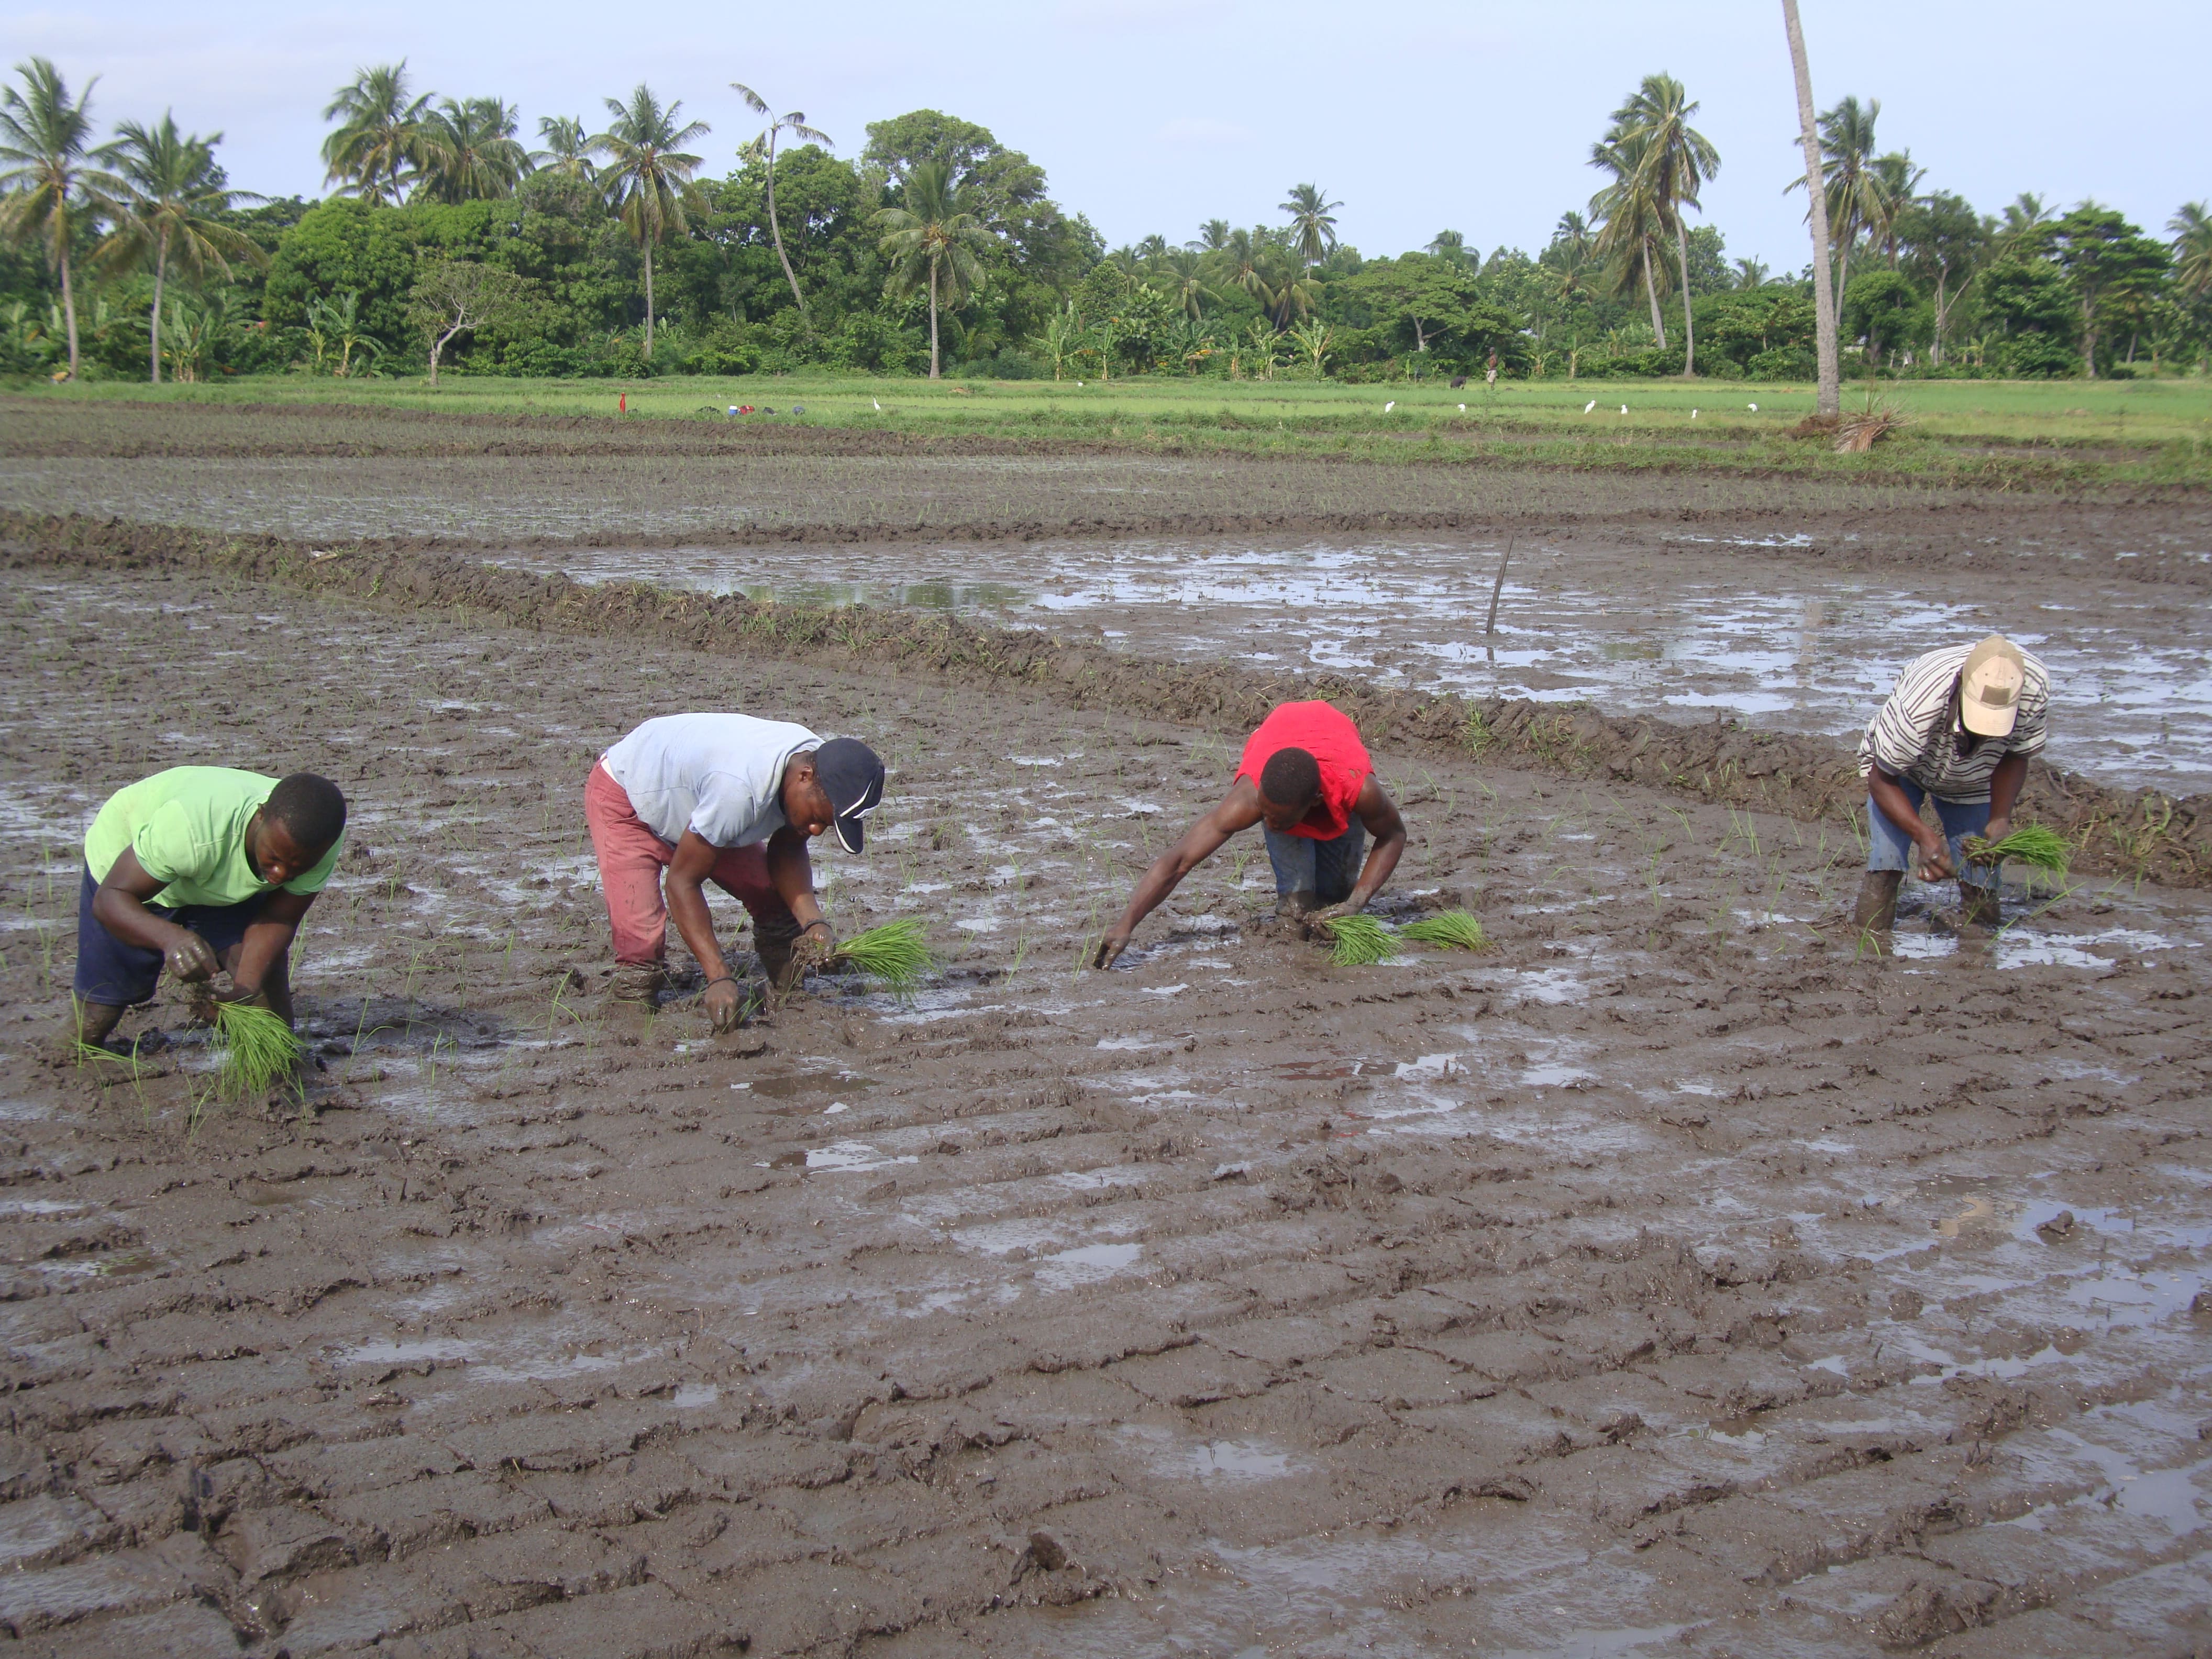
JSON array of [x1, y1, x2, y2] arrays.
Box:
[[601, 713, 821, 848]]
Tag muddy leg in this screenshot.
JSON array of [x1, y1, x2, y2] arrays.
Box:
[[67, 998, 125, 1053], [754, 910, 805, 993], [1275, 889, 1320, 922], [607, 962, 667, 1005], [1849, 871, 1901, 932]]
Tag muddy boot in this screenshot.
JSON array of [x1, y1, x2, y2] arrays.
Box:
[[1849, 871, 1901, 932], [754, 913, 806, 994], [1959, 882, 2000, 930], [606, 963, 667, 1006]]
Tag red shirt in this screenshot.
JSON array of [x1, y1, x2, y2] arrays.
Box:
[[1235, 701, 1372, 840]]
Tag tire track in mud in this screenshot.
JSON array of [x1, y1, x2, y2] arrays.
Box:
[[0, 568, 2206, 1655]]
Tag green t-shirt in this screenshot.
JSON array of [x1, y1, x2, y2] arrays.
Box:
[[84, 767, 342, 910]]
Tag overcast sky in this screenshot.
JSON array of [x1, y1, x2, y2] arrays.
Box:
[[7, 1, 2204, 269]]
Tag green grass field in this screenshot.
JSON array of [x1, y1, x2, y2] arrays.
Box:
[[18, 371, 2210, 488]]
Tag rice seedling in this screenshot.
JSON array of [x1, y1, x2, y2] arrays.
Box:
[[1321, 913, 1397, 966], [830, 919, 937, 990], [1960, 824, 2071, 878], [211, 1000, 302, 1099], [1401, 910, 1488, 952]]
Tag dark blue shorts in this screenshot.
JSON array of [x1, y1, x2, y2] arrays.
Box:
[[73, 866, 268, 1007]]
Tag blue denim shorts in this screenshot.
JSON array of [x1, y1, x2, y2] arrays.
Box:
[[1864, 783, 2000, 884], [1264, 821, 1367, 905], [73, 866, 266, 1007]]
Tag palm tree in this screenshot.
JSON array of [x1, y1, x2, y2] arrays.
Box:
[[1137, 233, 1170, 269], [589, 85, 710, 361], [1589, 128, 1671, 348], [1782, 0, 1841, 414], [1732, 257, 1769, 289], [321, 63, 430, 204], [97, 114, 266, 383], [1871, 149, 1924, 263], [0, 59, 119, 382], [1787, 93, 1887, 310], [1280, 183, 1341, 267], [415, 97, 529, 203], [2171, 202, 2212, 302], [1162, 248, 1215, 319], [731, 82, 831, 329], [872, 159, 993, 379], [1607, 74, 1719, 377], [1207, 227, 1270, 308], [1193, 218, 1230, 252], [1996, 192, 2055, 259], [532, 116, 595, 182], [1425, 229, 1472, 270]]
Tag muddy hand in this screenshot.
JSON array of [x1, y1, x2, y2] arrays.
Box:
[[791, 923, 837, 976], [703, 977, 745, 1033], [165, 928, 218, 982], [1092, 927, 1131, 970], [1915, 837, 1955, 882]]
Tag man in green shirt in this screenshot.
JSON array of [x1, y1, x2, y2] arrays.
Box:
[[72, 768, 347, 1051]]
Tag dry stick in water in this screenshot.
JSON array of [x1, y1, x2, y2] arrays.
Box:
[[1484, 535, 1516, 637]]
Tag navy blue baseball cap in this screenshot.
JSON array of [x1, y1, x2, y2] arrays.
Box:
[[813, 737, 884, 853]]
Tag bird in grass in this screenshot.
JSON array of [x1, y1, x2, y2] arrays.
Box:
[[1584, 400, 1596, 414], [1384, 401, 1396, 412], [1748, 402, 1758, 411], [872, 399, 881, 412], [1619, 404, 1628, 415], [1691, 408, 1699, 419], [1458, 403, 1467, 412]]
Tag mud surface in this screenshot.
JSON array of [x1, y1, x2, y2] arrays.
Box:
[[1, 567, 2208, 1656]]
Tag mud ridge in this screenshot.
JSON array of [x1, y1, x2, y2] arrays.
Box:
[[8, 509, 2204, 887]]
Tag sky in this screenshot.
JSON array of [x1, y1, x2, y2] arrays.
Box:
[[6, 1, 2205, 271]]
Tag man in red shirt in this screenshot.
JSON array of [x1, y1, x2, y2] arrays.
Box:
[[1092, 700, 1408, 968]]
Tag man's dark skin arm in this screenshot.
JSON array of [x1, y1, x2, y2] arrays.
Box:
[[663, 754, 840, 1031], [1092, 774, 1408, 969], [1870, 749, 2027, 882]]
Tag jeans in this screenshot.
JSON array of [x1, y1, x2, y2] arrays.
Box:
[[1865, 782, 1999, 886], [1264, 821, 1367, 905]]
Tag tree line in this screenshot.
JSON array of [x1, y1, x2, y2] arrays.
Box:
[[3, 54, 2206, 385]]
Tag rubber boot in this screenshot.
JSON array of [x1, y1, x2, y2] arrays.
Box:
[[607, 963, 666, 1005], [1849, 871, 1901, 932], [1959, 882, 2000, 930], [754, 912, 806, 993]]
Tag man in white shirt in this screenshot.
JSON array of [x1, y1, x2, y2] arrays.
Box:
[[1850, 635, 2049, 932], [584, 713, 885, 1029]]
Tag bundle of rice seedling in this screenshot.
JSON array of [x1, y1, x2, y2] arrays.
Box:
[[211, 1001, 301, 1099], [1960, 824, 2071, 878], [830, 920, 937, 990], [1401, 910, 1488, 952], [1321, 913, 1397, 966]]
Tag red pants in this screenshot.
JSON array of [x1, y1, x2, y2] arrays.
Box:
[[583, 762, 795, 965]]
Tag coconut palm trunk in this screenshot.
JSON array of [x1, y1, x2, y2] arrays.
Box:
[[1782, 0, 1842, 414], [762, 130, 808, 326], [148, 227, 170, 382], [642, 243, 655, 359], [1641, 244, 1667, 349], [1674, 216, 1696, 375], [927, 257, 941, 379]]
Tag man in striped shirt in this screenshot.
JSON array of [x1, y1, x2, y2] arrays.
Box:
[[1851, 635, 2049, 931]]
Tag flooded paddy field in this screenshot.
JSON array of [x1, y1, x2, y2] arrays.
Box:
[[1, 566, 2206, 1656], [494, 532, 2212, 796]]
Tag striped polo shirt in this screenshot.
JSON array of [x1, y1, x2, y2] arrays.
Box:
[[1856, 642, 2050, 802]]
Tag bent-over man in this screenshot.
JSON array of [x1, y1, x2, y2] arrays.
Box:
[[1093, 700, 1407, 968], [72, 767, 348, 1050], [1852, 634, 2049, 931], [585, 712, 884, 1030]]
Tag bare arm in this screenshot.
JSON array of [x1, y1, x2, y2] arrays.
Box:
[[1870, 765, 1951, 879], [664, 830, 739, 988], [1092, 781, 1264, 968], [91, 848, 218, 982], [763, 825, 828, 939], [1982, 751, 2028, 845], [1314, 776, 1409, 917], [229, 890, 314, 1022]]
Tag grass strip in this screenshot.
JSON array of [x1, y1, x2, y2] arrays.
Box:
[[1961, 824, 2072, 878], [831, 920, 938, 991], [1322, 913, 1398, 966], [1400, 910, 1489, 952], [211, 1001, 302, 1099]]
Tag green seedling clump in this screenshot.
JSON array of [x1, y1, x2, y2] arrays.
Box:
[[1401, 910, 1488, 952], [1961, 824, 2071, 878], [212, 1001, 302, 1099], [831, 920, 938, 990], [1322, 913, 1397, 966]]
